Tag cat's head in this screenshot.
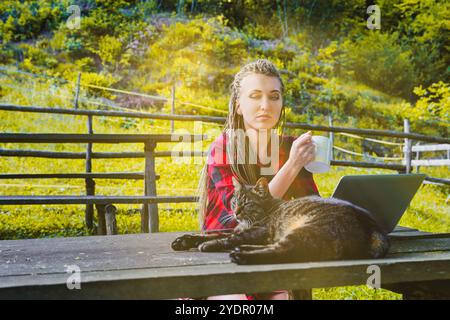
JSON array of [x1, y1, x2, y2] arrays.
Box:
[[231, 176, 273, 231]]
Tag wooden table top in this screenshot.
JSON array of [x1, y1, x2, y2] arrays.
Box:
[[1, 227, 450, 299]]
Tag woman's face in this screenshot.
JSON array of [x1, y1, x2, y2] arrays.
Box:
[[236, 73, 283, 131]]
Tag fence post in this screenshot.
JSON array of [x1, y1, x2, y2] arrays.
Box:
[[105, 204, 118, 235], [415, 142, 421, 173], [95, 204, 106, 235], [85, 114, 95, 231], [404, 119, 412, 174], [142, 140, 158, 233], [328, 114, 334, 161], [74, 72, 81, 109], [171, 84, 175, 133]]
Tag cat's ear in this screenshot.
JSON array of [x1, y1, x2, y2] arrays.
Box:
[[253, 177, 269, 197], [232, 176, 242, 192]]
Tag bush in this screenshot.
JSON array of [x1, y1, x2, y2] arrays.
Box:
[[0, 1, 64, 43], [400, 81, 450, 137], [339, 32, 416, 99]]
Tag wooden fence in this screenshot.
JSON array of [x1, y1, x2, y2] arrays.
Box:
[[0, 131, 204, 234], [0, 103, 449, 234]]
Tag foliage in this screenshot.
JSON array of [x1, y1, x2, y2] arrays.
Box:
[[412, 82, 449, 120], [338, 32, 416, 98], [401, 81, 450, 132], [391, 0, 449, 87], [0, 0, 65, 43]]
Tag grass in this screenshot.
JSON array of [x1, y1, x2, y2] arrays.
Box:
[[0, 82, 449, 299]]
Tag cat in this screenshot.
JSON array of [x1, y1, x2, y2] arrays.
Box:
[[171, 177, 390, 265]]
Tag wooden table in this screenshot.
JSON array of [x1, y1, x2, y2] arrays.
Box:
[[1, 226, 450, 299]]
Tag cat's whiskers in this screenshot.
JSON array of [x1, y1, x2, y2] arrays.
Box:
[[220, 214, 236, 226]]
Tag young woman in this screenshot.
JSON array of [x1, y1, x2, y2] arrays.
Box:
[[197, 59, 320, 300]]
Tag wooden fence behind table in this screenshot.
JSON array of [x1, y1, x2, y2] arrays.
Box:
[[0, 103, 449, 234]]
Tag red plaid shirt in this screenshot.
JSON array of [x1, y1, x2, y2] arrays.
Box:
[[203, 132, 320, 231]]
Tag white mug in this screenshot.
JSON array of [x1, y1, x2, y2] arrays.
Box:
[[305, 136, 331, 173]]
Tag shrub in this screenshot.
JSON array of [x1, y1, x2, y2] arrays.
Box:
[[339, 32, 416, 98]]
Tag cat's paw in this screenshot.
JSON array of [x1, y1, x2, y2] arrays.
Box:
[[171, 234, 197, 251], [229, 250, 248, 265]]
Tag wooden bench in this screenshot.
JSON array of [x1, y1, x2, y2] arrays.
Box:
[[1, 225, 449, 299]]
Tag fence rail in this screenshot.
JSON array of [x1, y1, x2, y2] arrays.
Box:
[[410, 144, 450, 152], [0, 172, 148, 180], [0, 133, 205, 143], [410, 159, 450, 167], [0, 195, 198, 205], [0, 104, 225, 124], [1, 104, 449, 144], [0, 149, 208, 159]]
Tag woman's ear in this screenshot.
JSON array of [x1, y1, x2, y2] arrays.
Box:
[[236, 104, 242, 115]]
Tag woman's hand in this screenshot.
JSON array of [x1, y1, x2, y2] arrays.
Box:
[[286, 131, 315, 172], [268, 131, 315, 199]]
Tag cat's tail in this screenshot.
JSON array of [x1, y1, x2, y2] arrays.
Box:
[[368, 230, 390, 258]]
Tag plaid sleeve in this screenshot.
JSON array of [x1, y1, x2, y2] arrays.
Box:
[[288, 168, 320, 199], [202, 134, 238, 231]]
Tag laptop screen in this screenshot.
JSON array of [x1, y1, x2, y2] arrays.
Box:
[[331, 174, 426, 233]]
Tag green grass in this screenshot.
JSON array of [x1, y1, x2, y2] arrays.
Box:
[[0, 90, 449, 299]]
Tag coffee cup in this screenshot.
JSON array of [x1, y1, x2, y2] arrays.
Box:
[[305, 136, 331, 173]]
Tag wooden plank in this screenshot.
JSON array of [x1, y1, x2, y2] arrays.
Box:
[[0, 149, 206, 159], [0, 233, 224, 277], [411, 159, 450, 166], [410, 144, 450, 152], [85, 176, 95, 231], [0, 104, 226, 124], [0, 133, 206, 144], [85, 114, 94, 231], [392, 226, 418, 233], [0, 173, 150, 180], [1, 249, 450, 299], [389, 231, 434, 238], [95, 204, 106, 235], [404, 119, 412, 173], [383, 280, 450, 299], [424, 176, 450, 185], [154, 151, 208, 157], [331, 160, 405, 171], [389, 237, 450, 254], [285, 122, 450, 144], [105, 204, 118, 235], [144, 141, 158, 233], [1, 232, 450, 299], [0, 195, 198, 205]]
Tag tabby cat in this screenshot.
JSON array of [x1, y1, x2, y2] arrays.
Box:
[[171, 177, 390, 265]]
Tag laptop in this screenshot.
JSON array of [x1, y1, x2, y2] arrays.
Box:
[[331, 174, 426, 233]]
